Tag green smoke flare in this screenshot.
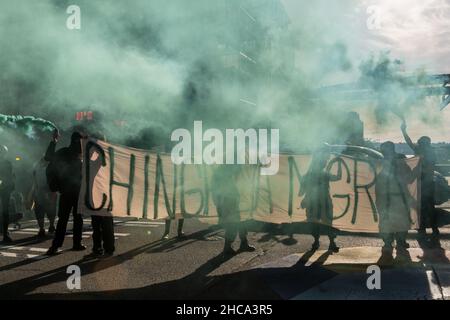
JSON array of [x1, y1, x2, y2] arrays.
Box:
[[0, 114, 58, 137]]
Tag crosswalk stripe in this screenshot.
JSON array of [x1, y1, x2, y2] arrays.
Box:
[[0, 251, 48, 260], [117, 223, 160, 228], [0, 245, 48, 253], [121, 221, 165, 225], [0, 251, 17, 258], [82, 219, 165, 226], [13, 228, 130, 237]]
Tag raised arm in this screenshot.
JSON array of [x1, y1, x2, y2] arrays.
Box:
[[44, 130, 59, 161], [401, 120, 417, 153]]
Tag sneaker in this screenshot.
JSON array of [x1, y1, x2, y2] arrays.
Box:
[[161, 233, 169, 240], [328, 242, 339, 253], [239, 243, 256, 252], [99, 252, 114, 259], [46, 246, 58, 256], [432, 228, 440, 237], [2, 235, 12, 243], [396, 241, 410, 249], [429, 236, 440, 248], [72, 244, 87, 251], [311, 240, 320, 251], [177, 231, 186, 238], [48, 226, 56, 234], [92, 247, 104, 255], [417, 229, 427, 238], [37, 229, 46, 238]]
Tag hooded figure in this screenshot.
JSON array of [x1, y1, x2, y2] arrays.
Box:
[[0, 145, 14, 243], [299, 150, 341, 252], [375, 141, 417, 250], [32, 156, 57, 237], [211, 165, 255, 257], [46, 131, 85, 255]]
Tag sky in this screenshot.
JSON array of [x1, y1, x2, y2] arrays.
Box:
[[282, 0, 450, 142]]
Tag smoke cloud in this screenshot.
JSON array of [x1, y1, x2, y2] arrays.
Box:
[[0, 0, 446, 152]]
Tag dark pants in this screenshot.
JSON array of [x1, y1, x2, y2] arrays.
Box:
[[382, 232, 407, 246], [91, 216, 115, 253], [52, 191, 83, 248], [224, 222, 248, 248], [164, 218, 184, 234], [1, 191, 11, 237], [420, 191, 438, 231], [34, 197, 56, 230], [312, 223, 336, 242]]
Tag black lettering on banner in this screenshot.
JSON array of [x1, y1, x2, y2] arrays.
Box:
[[142, 154, 150, 219], [252, 164, 273, 216], [84, 141, 107, 211], [201, 165, 209, 216], [154, 154, 177, 219], [288, 156, 302, 217], [326, 156, 351, 220], [180, 164, 205, 217], [352, 158, 378, 224], [107, 147, 135, 215]]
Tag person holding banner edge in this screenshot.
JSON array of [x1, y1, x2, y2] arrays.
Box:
[[375, 141, 417, 251], [401, 120, 439, 242], [299, 149, 341, 252], [211, 165, 255, 257]]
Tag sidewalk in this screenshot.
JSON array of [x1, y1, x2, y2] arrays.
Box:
[[254, 246, 450, 300]]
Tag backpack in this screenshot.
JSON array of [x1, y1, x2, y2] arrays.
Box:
[[46, 153, 62, 192]]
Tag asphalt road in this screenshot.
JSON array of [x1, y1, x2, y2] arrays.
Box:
[[0, 214, 449, 299]]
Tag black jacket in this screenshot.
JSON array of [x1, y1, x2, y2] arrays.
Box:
[[45, 141, 82, 194], [0, 158, 14, 192]]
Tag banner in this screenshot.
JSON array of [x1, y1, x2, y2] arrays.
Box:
[[79, 139, 421, 233]]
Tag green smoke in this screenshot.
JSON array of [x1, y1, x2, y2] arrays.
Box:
[[0, 114, 58, 138], [358, 52, 429, 124], [0, 0, 446, 149]]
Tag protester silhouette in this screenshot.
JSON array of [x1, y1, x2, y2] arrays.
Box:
[[46, 131, 86, 255], [299, 149, 341, 252], [31, 156, 57, 237], [375, 141, 418, 251], [401, 120, 439, 242], [0, 145, 14, 243], [211, 165, 255, 257]]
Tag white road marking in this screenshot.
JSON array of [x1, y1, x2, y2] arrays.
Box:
[[0, 251, 17, 258], [82, 218, 165, 226], [0, 251, 48, 260], [13, 228, 130, 237], [0, 245, 48, 253], [117, 223, 160, 228], [122, 221, 165, 225]]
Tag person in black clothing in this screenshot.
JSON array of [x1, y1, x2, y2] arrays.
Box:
[[0, 145, 14, 243], [211, 165, 255, 257], [401, 120, 439, 239], [46, 131, 86, 255], [91, 215, 115, 255], [375, 141, 416, 251], [299, 150, 341, 252]]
